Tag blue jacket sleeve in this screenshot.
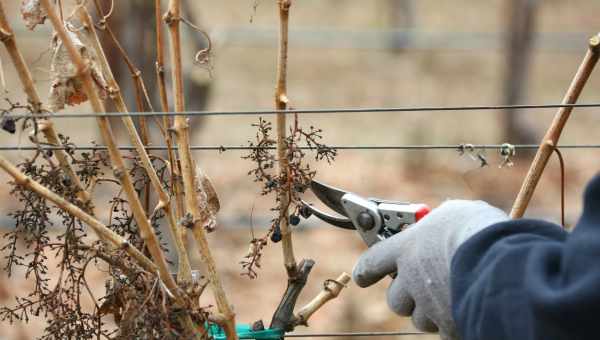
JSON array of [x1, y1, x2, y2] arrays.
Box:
[[451, 174, 600, 340]]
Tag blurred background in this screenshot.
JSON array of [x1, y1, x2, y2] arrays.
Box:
[[1, 0, 600, 339]]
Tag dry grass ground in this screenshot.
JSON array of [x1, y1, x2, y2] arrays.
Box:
[[1, 1, 600, 339]]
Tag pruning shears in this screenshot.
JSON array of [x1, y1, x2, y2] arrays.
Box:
[[210, 181, 431, 339], [300, 180, 431, 247]]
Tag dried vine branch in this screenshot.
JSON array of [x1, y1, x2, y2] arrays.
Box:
[[155, 0, 170, 114], [155, 0, 186, 253], [75, 3, 193, 283], [294, 272, 351, 326], [510, 33, 600, 218], [275, 0, 297, 278], [165, 0, 237, 338], [0, 2, 92, 210], [91, 0, 155, 115], [37, 4, 201, 337]]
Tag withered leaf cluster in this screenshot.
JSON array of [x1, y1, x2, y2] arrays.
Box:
[[20, 1, 109, 111], [20, 0, 47, 30], [49, 22, 108, 112], [195, 168, 220, 232]]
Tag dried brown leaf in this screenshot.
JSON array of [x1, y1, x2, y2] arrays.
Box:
[[20, 0, 47, 30], [48, 23, 108, 112], [195, 168, 220, 232]]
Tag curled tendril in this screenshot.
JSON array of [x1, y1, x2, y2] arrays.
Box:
[[180, 15, 213, 70]]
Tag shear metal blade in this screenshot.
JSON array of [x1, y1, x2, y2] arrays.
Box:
[[300, 200, 355, 230], [310, 180, 349, 217]]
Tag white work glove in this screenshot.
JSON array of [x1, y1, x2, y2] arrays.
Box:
[[352, 200, 508, 340]]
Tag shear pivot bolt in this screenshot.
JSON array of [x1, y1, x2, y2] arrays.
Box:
[[357, 212, 375, 230]]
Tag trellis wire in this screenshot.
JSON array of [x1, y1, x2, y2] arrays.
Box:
[[1, 144, 600, 151], [5, 102, 600, 119], [16, 26, 591, 53], [286, 331, 426, 337], [212, 28, 590, 53]]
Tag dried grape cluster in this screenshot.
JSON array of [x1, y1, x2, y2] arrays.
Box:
[[0, 142, 208, 339], [241, 116, 336, 278], [0, 99, 40, 136]]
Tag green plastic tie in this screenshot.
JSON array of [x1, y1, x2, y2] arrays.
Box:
[[207, 323, 284, 340]]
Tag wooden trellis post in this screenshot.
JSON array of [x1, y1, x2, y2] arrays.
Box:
[[511, 34, 600, 218]]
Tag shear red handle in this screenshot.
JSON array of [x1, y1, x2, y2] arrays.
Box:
[[414, 204, 431, 222]]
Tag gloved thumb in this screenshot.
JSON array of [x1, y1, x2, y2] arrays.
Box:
[[352, 227, 417, 287]]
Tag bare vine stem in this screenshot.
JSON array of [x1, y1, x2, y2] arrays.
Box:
[[165, 1, 237, 338], [155, 0, 186, 248], [39, 3, 199, 333], [155, 0, 170, 114], [294, 272, 351, 326], [75, 3, 193, 283], [0, 2, 92, 210], [510, 33, 600, 218], [266, 3, 349, 331], [275, 0, 298, 277]]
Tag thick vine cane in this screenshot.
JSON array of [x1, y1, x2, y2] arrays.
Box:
[[510, 34, 600, 219]]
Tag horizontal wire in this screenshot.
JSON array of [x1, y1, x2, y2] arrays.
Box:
[[211, 27, 590, 53], [1, 144, 600, 151], [5, 102, 600, 119], [285, 331, 427, 337]]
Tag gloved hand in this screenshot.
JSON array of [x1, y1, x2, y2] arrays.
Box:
[[352, 200, 509, 340]]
